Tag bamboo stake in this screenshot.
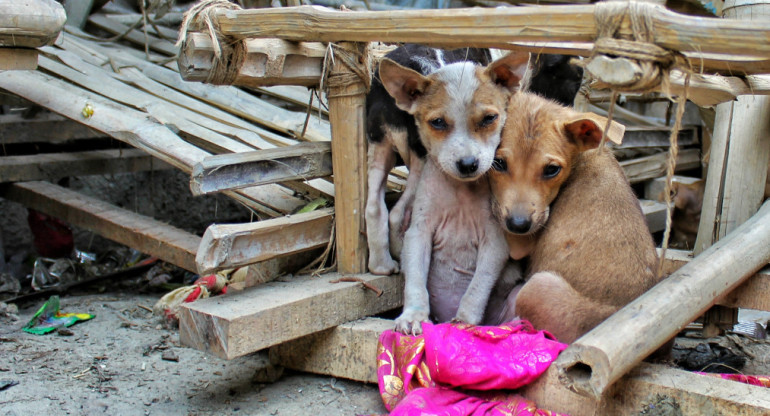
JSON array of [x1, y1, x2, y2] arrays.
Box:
[[208, 3, 770, 60], [555, 200, 770, 399]]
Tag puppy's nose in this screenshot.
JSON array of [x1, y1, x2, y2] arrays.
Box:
[[456, 157, 479, 176], [506, 215, 532, 234]]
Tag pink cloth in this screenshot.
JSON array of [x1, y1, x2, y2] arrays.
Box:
[[377, 320, 568, 415]]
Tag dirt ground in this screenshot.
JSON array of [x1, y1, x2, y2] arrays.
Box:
[[0, 293, 386, 416]]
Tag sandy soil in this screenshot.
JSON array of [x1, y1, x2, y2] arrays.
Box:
[[0, 293, 386, 416]]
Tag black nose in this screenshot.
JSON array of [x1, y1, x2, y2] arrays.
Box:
[[456, 157, 479, 176], [506, 215, 532, 234]]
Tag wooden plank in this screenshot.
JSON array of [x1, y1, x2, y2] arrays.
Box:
[[209, 4, 770, 67], [190, 141, 332, 195], [0, 48, 38, 70], [178, 272, 403, 359], [0, 0, 66, 48], [328, 42, 368, 274], [179, 33, 325, 87], [0, 112, 103, 144], [63, 0, 94, 29], [269, 317, 392, 384], [86, 13, 177, 56], [639, 199, 667, 233], [196, 208, 334, 275], [0, 148, 172, 183], [2, 181, 200, 272], [555, 200, 770, 399], [617, 127, 698, 149], [620, 148, 701, 184], [660, 248, 770, 311]]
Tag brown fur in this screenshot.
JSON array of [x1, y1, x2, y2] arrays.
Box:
[[489, 92, 661, 343]]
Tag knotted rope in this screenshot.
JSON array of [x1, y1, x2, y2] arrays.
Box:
[[580, 1, 694, 278], [177, 0, 246, 85], [321, 42, 372, 99]]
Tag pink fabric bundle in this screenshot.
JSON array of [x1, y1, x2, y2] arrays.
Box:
[[377, 320, 568, 415]]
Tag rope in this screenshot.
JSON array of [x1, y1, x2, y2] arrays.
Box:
[[177, 0, 246, 85], [322, 42, 372, 99]]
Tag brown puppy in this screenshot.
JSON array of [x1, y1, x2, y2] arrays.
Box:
[[489, 92, 661, 343]]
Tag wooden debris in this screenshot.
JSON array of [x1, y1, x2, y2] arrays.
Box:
[[190, 142, 332, 195], [269, 317, 393, 383], [63, 0, 94, 29], [178, 273, 403, 359], [639, 199, 667, 233], [0, 111, 104, 144], [3, 181, 201, 272], [555, 200, 770, 399], [0, 149, 172, 183], [195, 208, 334, 275], [0, 49, 38, 71], [620, 148, 701, 184]]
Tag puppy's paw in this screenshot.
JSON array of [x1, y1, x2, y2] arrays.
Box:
[[368, 255, 400, 276], [453, 308, 483, 326], [395, 309, 429, 335]]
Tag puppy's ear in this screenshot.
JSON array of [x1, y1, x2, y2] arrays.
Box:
[[378, 58, 431, 114], [485, 51, 530, 91], [564, 113, 625, 151]]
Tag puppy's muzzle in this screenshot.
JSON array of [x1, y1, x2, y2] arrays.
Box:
[[505, 215, 532, 234], [456, 157, 479, 176]]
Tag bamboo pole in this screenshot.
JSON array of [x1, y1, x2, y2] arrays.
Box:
[[207, 3, 770, 61], [327, 42, 369, 274], [554, 200, 770, 399]]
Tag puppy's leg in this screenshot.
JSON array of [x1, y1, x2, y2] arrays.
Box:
[[514, 271, 618, 343], [484, 260, 524, 325], [388, 155, 424, 260], [454, 224, 510, 325], [394, 212, 432, 335], [365, 142, 399, 275]]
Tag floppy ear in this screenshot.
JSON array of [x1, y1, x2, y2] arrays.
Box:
[[378, 58, 431, 114], [564, 113, 625, 151], [484, 50, 530, 91]]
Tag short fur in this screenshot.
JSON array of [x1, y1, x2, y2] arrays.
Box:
[[489, 92, 661, 343], [379, 52, 530, 335]]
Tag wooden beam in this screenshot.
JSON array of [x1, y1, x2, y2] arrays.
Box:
[[190, 142, 332, 195], [327, 42, 368, 274], [0, 0, 66, 48], [617, 127, 698, 149], [269, 317, 392, 383], [63, 0, 94, 29], [207, 3, 770, 67], [639, 199, 667, 233], [195, 208, 334, 275], [555, 200, 770, 399], [0, 148, 172, 183], [0, 48, 38, 70], [178, 33, 326, 87], [620, 148, 701, 184], [2, 181, 200, 272], [178, 272, 403, 359], [0, 112, 104, 144]]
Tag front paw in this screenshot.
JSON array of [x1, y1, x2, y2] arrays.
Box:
[[368, 255, 400, 276], [453, 308, 483, 326], [395, 308, 429, 335]]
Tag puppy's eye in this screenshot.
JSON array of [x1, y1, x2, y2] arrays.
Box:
[[429, 118, 448, 130], [479, 113, 498, 127], [543, 164, 561, 179], [492, 157, 507, 172]]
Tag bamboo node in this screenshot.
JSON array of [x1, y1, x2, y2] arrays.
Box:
[[177, 0, 245, 85]]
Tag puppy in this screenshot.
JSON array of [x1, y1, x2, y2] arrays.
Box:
[[365, 45, 493, 275], [489, 92, 661, 343], [668, 179, 705, 249], [377, 51, 531, 334]]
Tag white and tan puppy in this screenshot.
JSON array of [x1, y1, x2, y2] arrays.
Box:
[[378, 52, 530, 335]]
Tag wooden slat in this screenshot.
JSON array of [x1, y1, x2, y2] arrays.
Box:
[[0, 0, 66, 48], [63, 0, 94, 29], [86, 13, 177, 56], [0, 112, 104, 144], [178, 272, 403, 359], [195, 208, 334, 275], [2, 181, 200, 272], [0, 148, 172, 183], [269, 317, 393, 384], [209, 4, 770, 68], [639, 199, 667, 233], [190, 142, 332, 195], [0, 48, 38, 70], [620, 148, 701, 184]]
